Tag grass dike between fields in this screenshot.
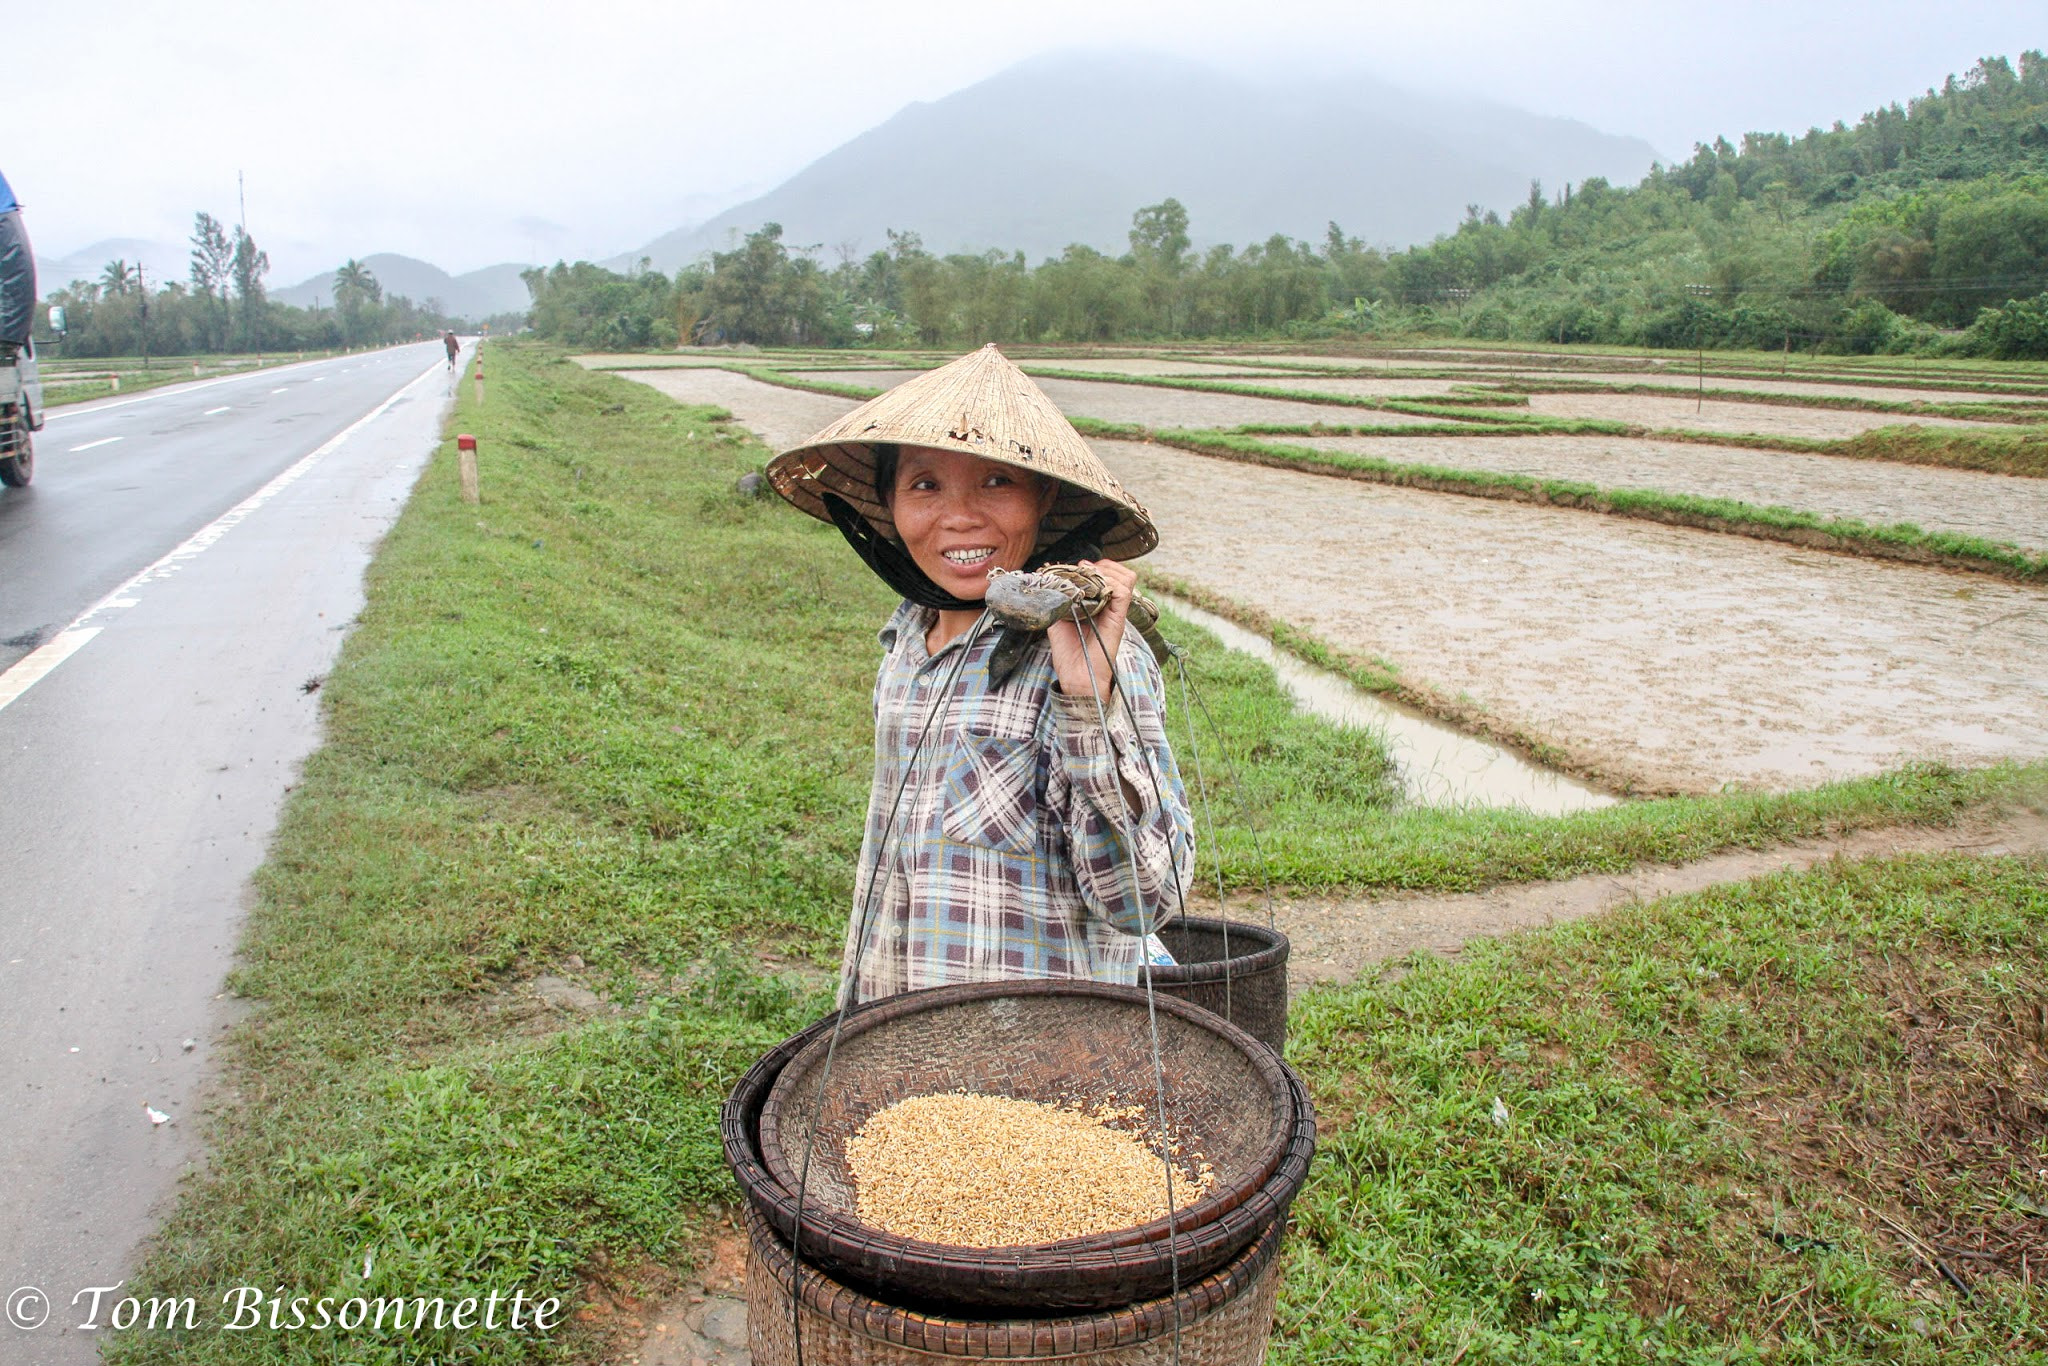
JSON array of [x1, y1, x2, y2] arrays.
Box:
[[109, 341, 2048, 1366]]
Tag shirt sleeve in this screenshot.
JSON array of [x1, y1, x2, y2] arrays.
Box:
[[1044, 634, 1196, 938]]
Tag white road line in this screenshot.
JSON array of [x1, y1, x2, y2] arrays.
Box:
[[313, 377, 327, 383], [0, 358, 444, 717], [43, 344, 424, 422], [0, 630, 102, 711], [271, 387, 288, 394], [204, 405, 231, 415], [69, 436, 123, 452]]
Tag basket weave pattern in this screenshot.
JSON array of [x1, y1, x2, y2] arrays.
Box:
[[753, 982, 1305, 1311], [1151, 919, 1290, 1054], [744, 1205, 1283, 1365]]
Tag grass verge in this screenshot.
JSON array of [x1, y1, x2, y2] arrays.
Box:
[[110, 340, 2046, 1365], [1280, 852, 2048, 1363], [1152, 429, 2048, 583], [104, 340, 1404, 1365]]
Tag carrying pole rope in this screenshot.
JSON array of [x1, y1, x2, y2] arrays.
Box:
[[1074, 608, 1186, 1366], [788, 611, 990, 1366], [1166, 649, 1236, 1025], [1174, 653, 1278, 931]]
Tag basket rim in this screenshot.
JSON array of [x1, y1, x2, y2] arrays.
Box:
[[728, 1022, 1314, 1314], [746, 1202, 1287, 1356], [1148, 916, 1290, 987], [751, 981, 1300, 1297]]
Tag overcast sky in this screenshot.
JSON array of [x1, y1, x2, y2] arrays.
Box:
[[14, 0, 2044, 287]]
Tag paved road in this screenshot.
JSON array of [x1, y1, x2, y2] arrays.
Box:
[[0, 342, 462, 1362]]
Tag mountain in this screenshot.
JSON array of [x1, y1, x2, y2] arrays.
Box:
[[627, 51, 1661, 270], [271, 253, 534, 320], [34, 237, 186, 293]]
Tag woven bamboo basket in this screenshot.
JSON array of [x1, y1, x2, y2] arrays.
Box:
[[753, 980, 1313, 1314], [745, 1204, 1285, 1365], [1150, 919, 1289, 1054]]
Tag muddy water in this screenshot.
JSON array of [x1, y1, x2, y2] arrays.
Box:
[[1292, 432, 2048, 554], [1158, 594, 1616, 816]]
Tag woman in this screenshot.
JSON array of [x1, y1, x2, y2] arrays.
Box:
[[766, 345, 1194, 1003]]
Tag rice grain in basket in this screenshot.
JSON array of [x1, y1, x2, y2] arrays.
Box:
[[846, 1092, 1215, 1246]]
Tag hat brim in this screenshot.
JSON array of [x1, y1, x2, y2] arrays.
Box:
[[763, 344, 1158, 561]]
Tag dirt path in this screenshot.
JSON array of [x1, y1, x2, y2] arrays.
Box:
[[1093, 437, 2048, 793], [1244, 808, 2048, 989], [1294, 432, 2048, 554]]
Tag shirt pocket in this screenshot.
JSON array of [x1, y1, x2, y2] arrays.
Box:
[[940, 729, 1042, 856]]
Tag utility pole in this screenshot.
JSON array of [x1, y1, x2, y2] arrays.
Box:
[[137, 260, 150, 369], [238, 170, 262, 363], [1686, 284, 1714, 414]]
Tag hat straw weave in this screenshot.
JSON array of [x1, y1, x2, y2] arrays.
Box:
[[765, 344, 1157, 559]]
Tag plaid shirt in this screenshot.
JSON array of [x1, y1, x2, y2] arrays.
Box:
[[843, 600, 1195, 1004]]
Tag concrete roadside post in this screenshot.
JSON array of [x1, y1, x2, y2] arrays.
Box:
[[473, 353, 484, 406], [458, 433, 480, 505]]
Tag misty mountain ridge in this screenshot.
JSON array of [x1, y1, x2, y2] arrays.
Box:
[[36, 238, 187, 293], [625, 50, 1661, 270], [271, 254, 533, 321]]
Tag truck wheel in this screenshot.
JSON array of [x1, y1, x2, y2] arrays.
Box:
[[0, 416, 32, 487]]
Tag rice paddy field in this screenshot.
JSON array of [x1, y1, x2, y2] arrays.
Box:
[[599, 343, 2048, 798], [114, 340, 2048, 1366]]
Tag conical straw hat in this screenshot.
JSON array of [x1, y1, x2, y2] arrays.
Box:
[[766, 344, 1157, 560]]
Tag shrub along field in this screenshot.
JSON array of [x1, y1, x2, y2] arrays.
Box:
[[111, 342, 2047, 1365]]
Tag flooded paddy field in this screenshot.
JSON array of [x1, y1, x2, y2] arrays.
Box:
[[1522, 391, 2003, 438], [779, 369, 1464, 428], [1290, 432, 2048, 553], [1486, 369, 2048, 406], [1093, 438, 2048, 794], [595, 351, 2048, 800]]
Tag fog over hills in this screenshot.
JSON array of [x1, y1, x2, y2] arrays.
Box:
[[271, 254, 533, 320], [622, 50, 1662, 270]]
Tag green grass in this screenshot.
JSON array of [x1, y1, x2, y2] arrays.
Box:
[[1152, 429, 2048, 583], [1279, 852, 2048, 1363], [110, 340, 2047, 1364], [104, 340, 1404, 1364]]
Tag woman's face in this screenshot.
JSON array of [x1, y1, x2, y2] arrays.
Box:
[[889, 446, 1055, 600]]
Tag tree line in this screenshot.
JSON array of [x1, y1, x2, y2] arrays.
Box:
[[522, 51, 2048, 359], [36, 213, 462, 359]]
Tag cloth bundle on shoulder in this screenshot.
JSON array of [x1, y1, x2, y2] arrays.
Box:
[[0, 170, 36, 349]]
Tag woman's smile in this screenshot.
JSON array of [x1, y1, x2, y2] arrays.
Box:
[[890, 446, 1055, 597]]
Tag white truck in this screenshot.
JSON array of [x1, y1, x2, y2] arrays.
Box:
[[1, 168, 41, 487]]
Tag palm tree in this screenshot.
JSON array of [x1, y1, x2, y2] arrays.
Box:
[[333, 259, 381, 346], [101, 259, 138, 296]]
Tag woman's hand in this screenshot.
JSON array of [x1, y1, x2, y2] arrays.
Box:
[[1047, 559, 1136, 702]]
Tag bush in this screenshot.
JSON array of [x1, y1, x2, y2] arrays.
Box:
[[1959, 291, 2048, 358], [1829, 297, 1907, 354]]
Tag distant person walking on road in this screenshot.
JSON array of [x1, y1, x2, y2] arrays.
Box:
[[444, 330, 460, 368]]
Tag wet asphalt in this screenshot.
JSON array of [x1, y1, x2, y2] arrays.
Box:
[[0, 342, 459, 1362]]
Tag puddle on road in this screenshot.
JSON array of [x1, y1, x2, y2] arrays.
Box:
[[1155, 594, 1618, 816]]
